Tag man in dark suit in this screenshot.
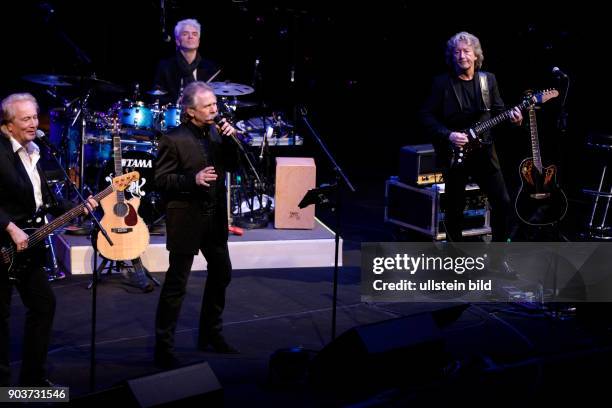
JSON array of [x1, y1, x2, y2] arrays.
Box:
[[154, 81, 240, 369], [420, 31, 522, 242], [0, 93, 97, 386], [153, 18, 220, 105]]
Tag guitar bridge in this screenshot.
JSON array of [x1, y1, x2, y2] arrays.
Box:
[[530, 193, 550, 200], [111, 227, 134, 234]]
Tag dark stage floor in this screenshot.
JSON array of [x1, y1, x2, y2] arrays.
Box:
[[7, 178, 612, 406], [8, 263, 612, 406]]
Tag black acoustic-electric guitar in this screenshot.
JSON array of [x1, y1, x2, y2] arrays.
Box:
[[514, 103, 568, 226]]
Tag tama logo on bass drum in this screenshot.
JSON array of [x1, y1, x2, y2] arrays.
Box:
[[122, 158, 153, 168]]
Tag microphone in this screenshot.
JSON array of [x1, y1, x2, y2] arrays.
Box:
[[35, 129, 49, 142], [35, 129, 59, 155], [552, 66, 568, 78], [214, 114, 242, 145]]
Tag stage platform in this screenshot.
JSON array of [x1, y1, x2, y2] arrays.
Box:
[[54, 218, 341, 275]]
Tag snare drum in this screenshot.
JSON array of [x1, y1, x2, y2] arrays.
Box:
[[118, 101, 154, 129], [162, 104, 181, 130]]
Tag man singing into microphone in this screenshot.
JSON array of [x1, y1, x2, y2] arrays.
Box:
[[154, 81, 240, 369], [0, 93, 98, 386]]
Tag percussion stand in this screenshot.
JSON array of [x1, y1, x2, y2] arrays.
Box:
[[67, 90, 95, 234], [297, 107, 356, 341]]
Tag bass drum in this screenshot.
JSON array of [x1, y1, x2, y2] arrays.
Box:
[[98, 150, 163, 226]]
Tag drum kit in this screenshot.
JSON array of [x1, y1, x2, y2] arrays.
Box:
[[25, 74, 296, 229]]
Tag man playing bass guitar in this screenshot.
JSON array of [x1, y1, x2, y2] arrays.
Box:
[[0, 93, 98, 386]]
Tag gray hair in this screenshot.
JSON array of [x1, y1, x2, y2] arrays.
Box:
[[174, 18, 201, 40], [180, 81, 214, 120], [445, 31, 484, 70], [1, 93, 38, 125]]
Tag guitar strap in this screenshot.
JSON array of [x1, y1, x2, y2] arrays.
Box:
[[479, 72, 491, 111]]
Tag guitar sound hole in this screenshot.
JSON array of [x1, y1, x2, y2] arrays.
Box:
[[114, 202, 129, 217]]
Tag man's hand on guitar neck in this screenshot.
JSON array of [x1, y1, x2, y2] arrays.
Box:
[[5, 222, 29, 252], [509, 107, 523, 125], [83, 195, 99, 215], [449, 131, 469, 147]]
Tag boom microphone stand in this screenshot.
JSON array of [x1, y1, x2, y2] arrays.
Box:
[[36, 131, 112, 392], [297, 107, 355, 340]]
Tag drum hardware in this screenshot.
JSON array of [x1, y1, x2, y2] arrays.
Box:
[[44, 234, 65, 282]]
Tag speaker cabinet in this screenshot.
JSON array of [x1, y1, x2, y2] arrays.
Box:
[[71, 362, 222, 407], [274, 157, 316, 229], [309, 305, 468, 393]]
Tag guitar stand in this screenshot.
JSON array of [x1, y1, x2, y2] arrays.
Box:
[[87, 257, 159, 291], [510, 221, 569, 242], [88, 231, 159, 290]]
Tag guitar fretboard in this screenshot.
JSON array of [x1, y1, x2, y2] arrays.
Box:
[[528, 107, 543, 172]]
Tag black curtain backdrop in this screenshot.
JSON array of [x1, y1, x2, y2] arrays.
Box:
[[1, 1, 608, 201]]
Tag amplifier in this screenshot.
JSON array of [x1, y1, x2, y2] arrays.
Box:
[[384, 177, 491, 240], [399, 144, 443, 186]]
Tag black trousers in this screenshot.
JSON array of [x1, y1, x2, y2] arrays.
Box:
[[0, 252, 56, 386], [155, 216, 232, 352], [444, 153, 511, 242]]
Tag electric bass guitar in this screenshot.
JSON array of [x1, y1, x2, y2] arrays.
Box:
[[514, 104, 568, 226], [96, 123, 150, 261], [451, 89, 559, 167], [1, 172, 140, 280]]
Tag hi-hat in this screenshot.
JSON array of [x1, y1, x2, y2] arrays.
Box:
[[22, 74, 72, 87], [209, 81, 255, 96]]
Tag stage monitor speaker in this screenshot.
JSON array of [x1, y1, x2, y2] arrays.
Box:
[[127, 362, 222, 407], [309, 305, 468, 393], [274, 157, 316, 229], [71, 362, 223, 407]]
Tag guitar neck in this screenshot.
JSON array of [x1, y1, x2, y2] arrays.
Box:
[[25, 185, 113, 248], [472, 102, 524, 136], [528, 107, 543, 171], [113, 135, 125, 203]]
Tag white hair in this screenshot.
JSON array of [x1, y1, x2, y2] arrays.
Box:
[[174, 18, 201, 40]]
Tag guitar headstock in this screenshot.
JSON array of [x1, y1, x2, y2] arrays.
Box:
[[112, 171, 140, 191], [525, 88, 559, 105]]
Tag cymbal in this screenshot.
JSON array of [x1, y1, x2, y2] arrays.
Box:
[[147, 88, 167, 96], [209, 81, 255, 96], [22, 74, 72, 87], [236, 100, 258, 108], [69, 75, 125, 93]]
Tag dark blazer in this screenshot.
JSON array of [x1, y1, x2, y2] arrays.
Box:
[[155, 122, 239, 254], [419, 71, 506, 169], [153, 55, 219, 105], [0, 136, 71, 240]]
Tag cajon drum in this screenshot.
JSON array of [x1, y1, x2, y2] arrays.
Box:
[[275, 157, 316, 229]]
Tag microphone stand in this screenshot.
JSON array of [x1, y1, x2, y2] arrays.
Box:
[[556, 74, 570, 133], [298, 108, 355, 341], [38, 135, 113, 392]]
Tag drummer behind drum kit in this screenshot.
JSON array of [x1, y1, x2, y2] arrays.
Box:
[[25, 74, 299, 233]]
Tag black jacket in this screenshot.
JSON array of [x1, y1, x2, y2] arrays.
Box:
[[419, 71, 506, 169], [0, 136, 71, 240], [153, 55, 219, 105], [154, 122, 239, 254]]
